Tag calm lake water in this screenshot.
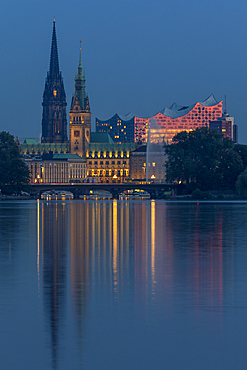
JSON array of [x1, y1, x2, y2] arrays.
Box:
[[0, 200, 247, 369]]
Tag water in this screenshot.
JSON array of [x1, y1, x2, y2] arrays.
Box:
[[0, 200, 247, 369]]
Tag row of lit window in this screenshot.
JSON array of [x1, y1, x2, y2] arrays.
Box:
[[88, 160, 127, 165]]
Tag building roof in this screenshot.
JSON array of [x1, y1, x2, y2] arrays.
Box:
[[159, 94, 220, 118], [53, 153, 85, 160], [96, 112, 135, 123], [132, 145, 147, 153], [91, 132, 114, 143], [23, 138, 37, 144], [20, 142, 69, 154]]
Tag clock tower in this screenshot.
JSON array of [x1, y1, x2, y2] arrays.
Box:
[[69, 43, 91, 157]]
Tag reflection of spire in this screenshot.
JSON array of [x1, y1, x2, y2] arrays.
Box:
[[41, 203, 68, 370]]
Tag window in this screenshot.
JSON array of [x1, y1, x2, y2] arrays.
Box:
[[100, 161, 103, 165], [94, 161, 97, 165], [112, 161, 115, 164], [117, 161, 120, 164]]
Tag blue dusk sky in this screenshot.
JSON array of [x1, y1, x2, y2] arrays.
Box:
[[0, 0, 247, 143]]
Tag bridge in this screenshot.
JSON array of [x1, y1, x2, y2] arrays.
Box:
[[31, 183, 176, 199]]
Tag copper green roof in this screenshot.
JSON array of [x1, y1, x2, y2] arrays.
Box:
[[90, 132, 114, 143], [53, 153, 85, 160], [23, 138, 37, 144], [20, 143, 69, 155]]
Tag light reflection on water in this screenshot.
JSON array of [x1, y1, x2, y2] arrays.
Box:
[[0, 200, 247, 369]]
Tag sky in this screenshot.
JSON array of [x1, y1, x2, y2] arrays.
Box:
[[0, 0, 247, 143]]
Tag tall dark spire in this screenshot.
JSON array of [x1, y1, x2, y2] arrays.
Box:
[[49, 17, 60, 79], [41, 19, 68, 143]]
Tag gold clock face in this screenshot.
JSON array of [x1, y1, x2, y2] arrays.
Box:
[[74, 130, 80, 137]]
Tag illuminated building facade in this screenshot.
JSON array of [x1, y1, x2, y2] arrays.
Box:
[[96, 95, 223, 144], [96, 113, 135, 143], [136, 95, 223, 144], [21, 134, 136, 183], [69, 43, 91, 158], [86, 138, 136, 183], [25, 153, 87, 184], [41, 19, 68, 143], [129, 144, 166, 183], [209, 111, 238, 142]]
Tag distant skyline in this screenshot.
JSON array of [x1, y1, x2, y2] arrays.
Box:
[[0, 0, 247, 143]]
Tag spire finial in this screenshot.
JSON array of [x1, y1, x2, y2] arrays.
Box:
[[79, 40, 82, 67], [53, 16, 55, 23]]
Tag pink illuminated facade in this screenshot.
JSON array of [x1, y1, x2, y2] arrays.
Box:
[[134, 95, 223, 143]]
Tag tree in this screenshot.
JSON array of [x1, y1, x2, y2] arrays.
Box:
[[0, 131, 30, 194], [236, 168, 247, 198], [165, 127, 243, 191], [234, 144, 247, 169], [217, 138, 243, 189]]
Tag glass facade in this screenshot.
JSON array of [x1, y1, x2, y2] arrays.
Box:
[[134, 101, 223, 144], [96, 114, 134, 143]]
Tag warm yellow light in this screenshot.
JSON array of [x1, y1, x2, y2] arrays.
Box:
[[151, 175, 155, 179], [53, 90, 57, 97], [113, 174, 117, 179]]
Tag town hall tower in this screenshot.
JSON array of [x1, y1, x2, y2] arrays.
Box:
[[69, 42, 91, 158]]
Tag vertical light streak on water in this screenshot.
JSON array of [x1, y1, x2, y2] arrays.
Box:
[[218, 213, 223, 316], [194, 204, 200, 310], [103, 203, 107, 285], [37, 199, 40, 296], [113, 200, 118, 292], [96, 202, 101, 282], [151, 200, 156, 287], [92, 202, 96, 279], [120, 205, 124, 282], [125, 202, 129, 276], [108, 202, 113, 290]]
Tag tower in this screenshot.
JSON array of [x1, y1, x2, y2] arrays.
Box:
[[69, 42, 91, 157], [41, 19, 68, 143]]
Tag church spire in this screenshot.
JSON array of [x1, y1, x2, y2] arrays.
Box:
[[71, 41, 87, 110], [41, 19, 68, 143], [49, 17, 60, 79]]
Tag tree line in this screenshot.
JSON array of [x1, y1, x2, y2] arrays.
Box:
[[164, 127, 247, 196], [0, 131, 30, 194]]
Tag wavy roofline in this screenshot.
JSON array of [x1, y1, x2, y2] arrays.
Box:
[[96, 95, 222, 121]]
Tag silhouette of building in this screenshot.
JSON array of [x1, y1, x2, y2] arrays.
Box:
[[69, 42, 91, 158], [41, 19, 68, 143]]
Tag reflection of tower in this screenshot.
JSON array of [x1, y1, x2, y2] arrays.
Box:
[[41, 203, 68, 369], [69, 42, 91, 157], [41, 19, 68, 143], [69, 202, 90, 346]]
